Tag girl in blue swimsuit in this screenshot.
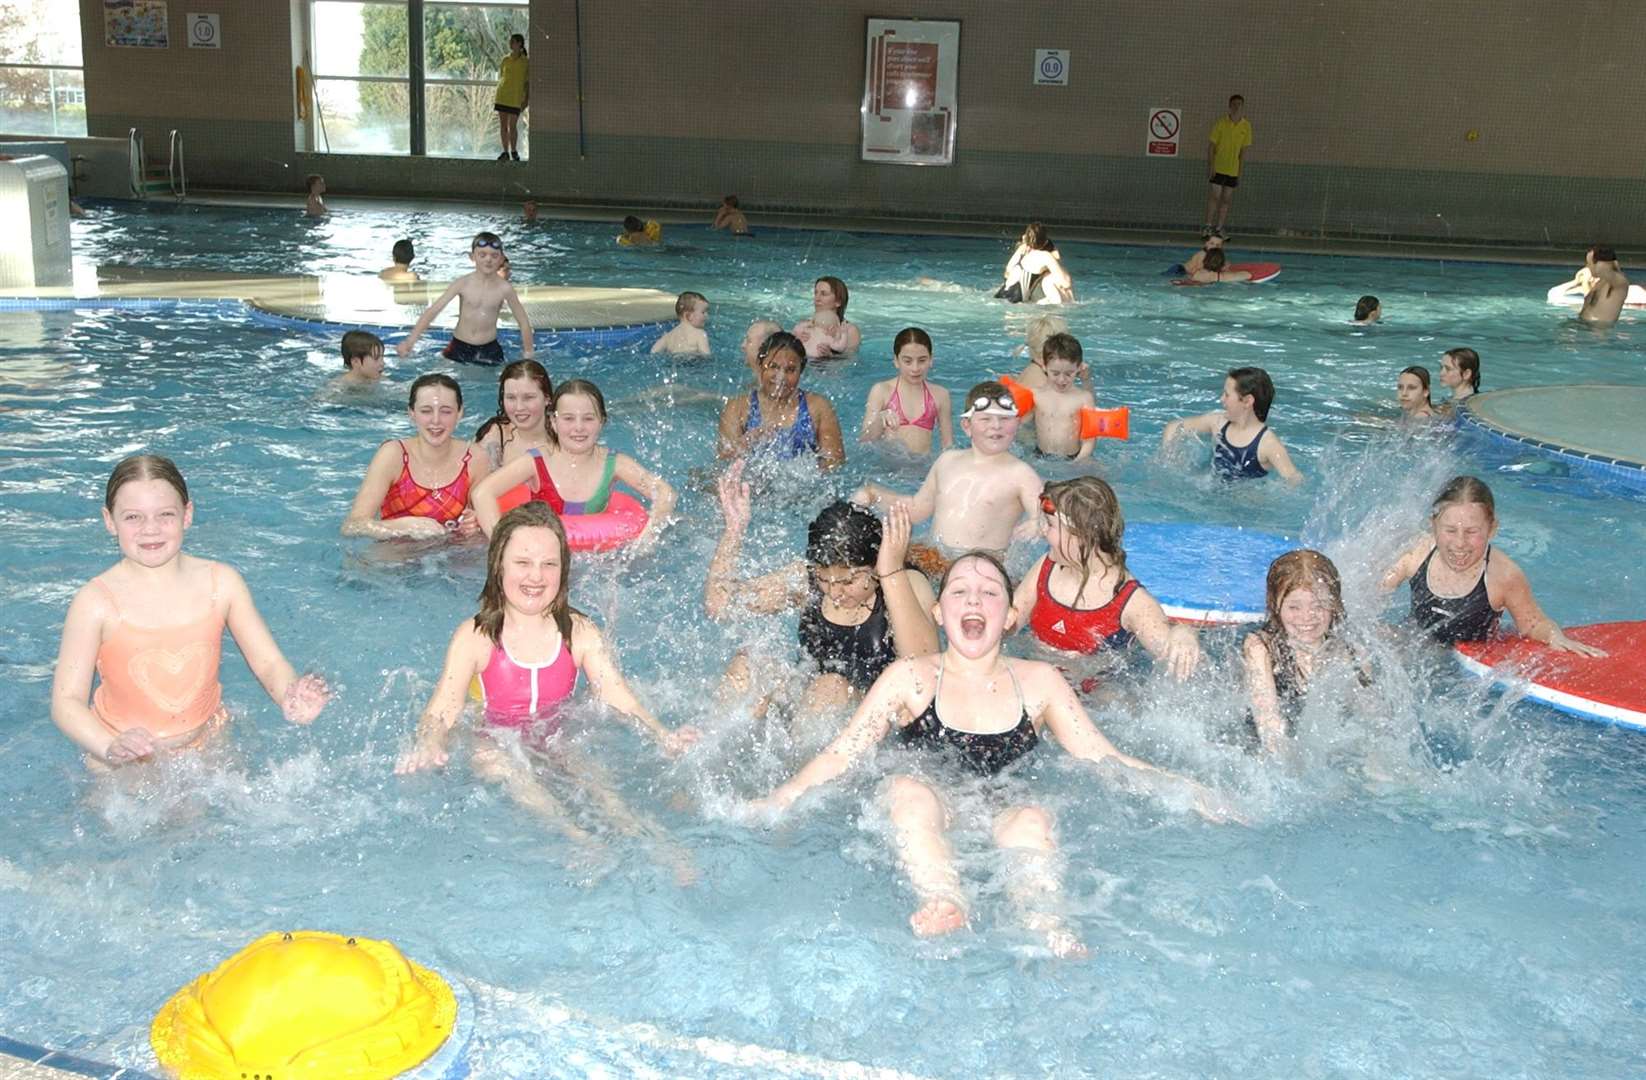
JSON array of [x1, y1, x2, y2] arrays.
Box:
[[716, 331, 846, 469]]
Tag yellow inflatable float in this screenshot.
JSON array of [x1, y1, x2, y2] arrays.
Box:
[[151, 931, 458, 1079]]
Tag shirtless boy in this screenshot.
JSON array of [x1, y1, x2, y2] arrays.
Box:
[[1030, 333, 1097, 461], [1580, 244, 1628, 325], [378, 239, 420, 283], [852, 380, 1042, 558], [304, 174, 327, 218], [651, 291, 711, 355], [712, 195, 750, 235], [333, 330, 386, 390], [396, 232, 535, 365]]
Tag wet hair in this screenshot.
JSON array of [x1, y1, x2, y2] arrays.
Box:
[[675, 291, 707, 317], [1400, 365, 1432, 404], [1354, 295, 1380, 321], [508, 32, 526, 55], [408, 372, 463, 412], [1042, 332, 1083, 366], [623, 215, 644, 232], [340, 329, 383, 367], [815, 276, 850, 318], [1204, 248, 1228, 272], [1021, 222, 1054, 251], [474, 502, 576, 645], [473, 359, 553, 447], [806, 501, 882, 569], [1443, 347, 1481, 391], [1590, 244, 1617, 263], [723, 194, 739, 208], [552, 378, 608, 423], [472, 230, 503, 252], [757, 330, 808, 372], [392, 239, 415, 266], [1256, 550, 1347, 692], [105, 454, 188, 512], [892, 326, 933, 355], [937, 550, 1014, 599], [1042, 476, 1125, 601], [305, 173, 323, 194], [1025, 314, 1068, 362], [1227, 367, 1275, 421], [1430, 475, 1495, 526], [963, 378, 1012, 413]]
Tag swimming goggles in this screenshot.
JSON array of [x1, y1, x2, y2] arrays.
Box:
[[963, 392, 1018, 418], [472, 237, 504, 251]]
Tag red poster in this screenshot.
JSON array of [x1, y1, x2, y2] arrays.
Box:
[[882, 42, 938, 110]]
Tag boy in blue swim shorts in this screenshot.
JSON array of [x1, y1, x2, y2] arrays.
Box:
[[396, 232, 535, 366]]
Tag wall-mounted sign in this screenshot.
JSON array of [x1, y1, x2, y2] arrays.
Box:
[[187, 13, 220, 48], [861, 18, 960, 166], [1034, 49, 1068, 86], [104, 0, 169, 48], [1147, 107, 1181, 156]]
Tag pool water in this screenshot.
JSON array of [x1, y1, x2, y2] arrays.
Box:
[[1, 203, 1644, 1078]]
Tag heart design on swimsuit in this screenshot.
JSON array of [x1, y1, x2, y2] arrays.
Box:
[[127, 644, 211, 716]]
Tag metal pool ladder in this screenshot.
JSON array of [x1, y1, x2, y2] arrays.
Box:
[[128, 127, 187, 200]]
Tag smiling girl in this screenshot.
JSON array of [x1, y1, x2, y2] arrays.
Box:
[[343, 373, 492, 539], [51, 455, 329, 767], [859, 327, 954, 455], [474, 359, 554, 468], [716, 331, 845, 470]]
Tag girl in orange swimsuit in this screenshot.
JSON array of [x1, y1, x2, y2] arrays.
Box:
[[343, 373, 492, 540], [50, 455, 330, 767], [859, 327, 954, 455]]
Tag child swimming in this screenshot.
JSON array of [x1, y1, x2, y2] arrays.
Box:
[[472, 378, 676, 551], [650, 291, 711, 356], [395, 231, 535, 366], [751, 551, 1236, 955], [473, 359, 555, 469], [1162, 366, 1302, 484], [343, 373, 492, 539], [1437, 347, 1481, 412], [1009, 313, 1070, 382], [852, 380, 1043, 561], [51, 455, 329, 767], [1024, 333, 1097, 460], [1381, 475, 1605, 655], [1396, 365, 1435, 424], [707, 461, 938, 714], [304, 173, 327, 217], [1242, 550, 1367, 754], [395, 503, 698, 868], [1353, 295, 1381, 324], [859, 327, 954, 455], [618, 215, 662, 246], [1010, 477, 1201, 679], [332, 330, 386, 391], [717, 331, 847, 470], [378, 239, 419, 283]]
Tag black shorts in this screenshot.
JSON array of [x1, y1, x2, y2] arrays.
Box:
[[494, 104, 522, 116], [1210, 173, 1240, 188], [442, 336, 506, 365]]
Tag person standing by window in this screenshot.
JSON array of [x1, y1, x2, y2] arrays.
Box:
[[494, 33, 529, 162]]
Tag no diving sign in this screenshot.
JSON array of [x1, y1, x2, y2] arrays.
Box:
[[1147, 107, 1180, 156]]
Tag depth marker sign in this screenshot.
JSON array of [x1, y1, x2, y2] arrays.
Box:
[[1147, 107, 1180, 156]]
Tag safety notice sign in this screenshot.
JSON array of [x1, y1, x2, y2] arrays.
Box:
[[1147, 107, 1180, 156]]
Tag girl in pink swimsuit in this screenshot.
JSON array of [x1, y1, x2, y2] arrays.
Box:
[[51, 455, 329, 767], [396, 502, 700, 869], [858, 327, 954, 455], [343, 373, 492, 540]]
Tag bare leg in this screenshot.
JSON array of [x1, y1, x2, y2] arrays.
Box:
[[718, 650, 773, 720], [1215, 185, 1234, 232], [994, 804, 1086, 959], [1203, 184, 1221, 232], [556, 742, 698, 886], [883, 775, 967, 937], [471, 740, 595, 846], [498, 112, 510, 155], [504, 112, 519, 155]]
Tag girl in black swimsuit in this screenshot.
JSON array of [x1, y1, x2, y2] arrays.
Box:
[[754, 552, 1238, 958]]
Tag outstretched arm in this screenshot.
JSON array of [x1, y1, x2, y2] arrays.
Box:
[[1123, 587, 1201, 680], [1260, 432, 1303, 485], [395, 624, 484, 773], [222, 565, 328, 723], [396, 281, 461, 357], [572, 615, 698, 755], [1497, 559, 1608, 657], [1162, 410, 1221, 445], [876, 503, 940, 656], [754, 660, 907, 812], [853, 458, 939, 525], [502, 284, 535, 359]]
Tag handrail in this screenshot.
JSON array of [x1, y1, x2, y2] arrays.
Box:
[[168, 128, 186, 199], [127, 127, 143, 196]]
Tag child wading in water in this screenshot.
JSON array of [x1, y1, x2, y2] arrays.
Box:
[[1162, 366, 1302, 484], [473, 359, 554, 468], [859, 327, 954, 455], [396, 502, 700, 879], [1242, 550, 1367, 754], [52, 455, 329, 767], [343, 373, 492, 539], [396, 232, 535, 366], [1011, 477, 1200, 679]]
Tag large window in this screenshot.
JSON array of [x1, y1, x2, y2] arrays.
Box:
[[308, 0, 527, 158], [0, 0, 86, 137]]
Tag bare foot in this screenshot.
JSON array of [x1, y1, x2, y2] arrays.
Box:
[[909, 898, 968, 937]]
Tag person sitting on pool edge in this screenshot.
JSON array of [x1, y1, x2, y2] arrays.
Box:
[[1380, 475, 1605, 656], [1353, 295, 1380, 324], [852, 380, 1043, 570], [1161, 367, 1302, 484], [618, 215, 662, 246], [378, 239, 420, 283], [651, 291, 711, 356], [717, 331, 846, 470], [395, 232, 535, 366]]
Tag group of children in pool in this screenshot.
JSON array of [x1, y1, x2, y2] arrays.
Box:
[[48, 226, 1606, 957]]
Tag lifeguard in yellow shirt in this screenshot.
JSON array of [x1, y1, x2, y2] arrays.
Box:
[[494, 33, 529, 162], [1203, 94, 1251, 238]]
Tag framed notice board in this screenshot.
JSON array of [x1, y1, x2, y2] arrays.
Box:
[[861, 18, 959, 165]]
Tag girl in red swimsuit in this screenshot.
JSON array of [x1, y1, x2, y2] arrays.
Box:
[[859, 327, 954, 455], [343, 373, 492, 540], [1010, 476, 1202, 680]]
